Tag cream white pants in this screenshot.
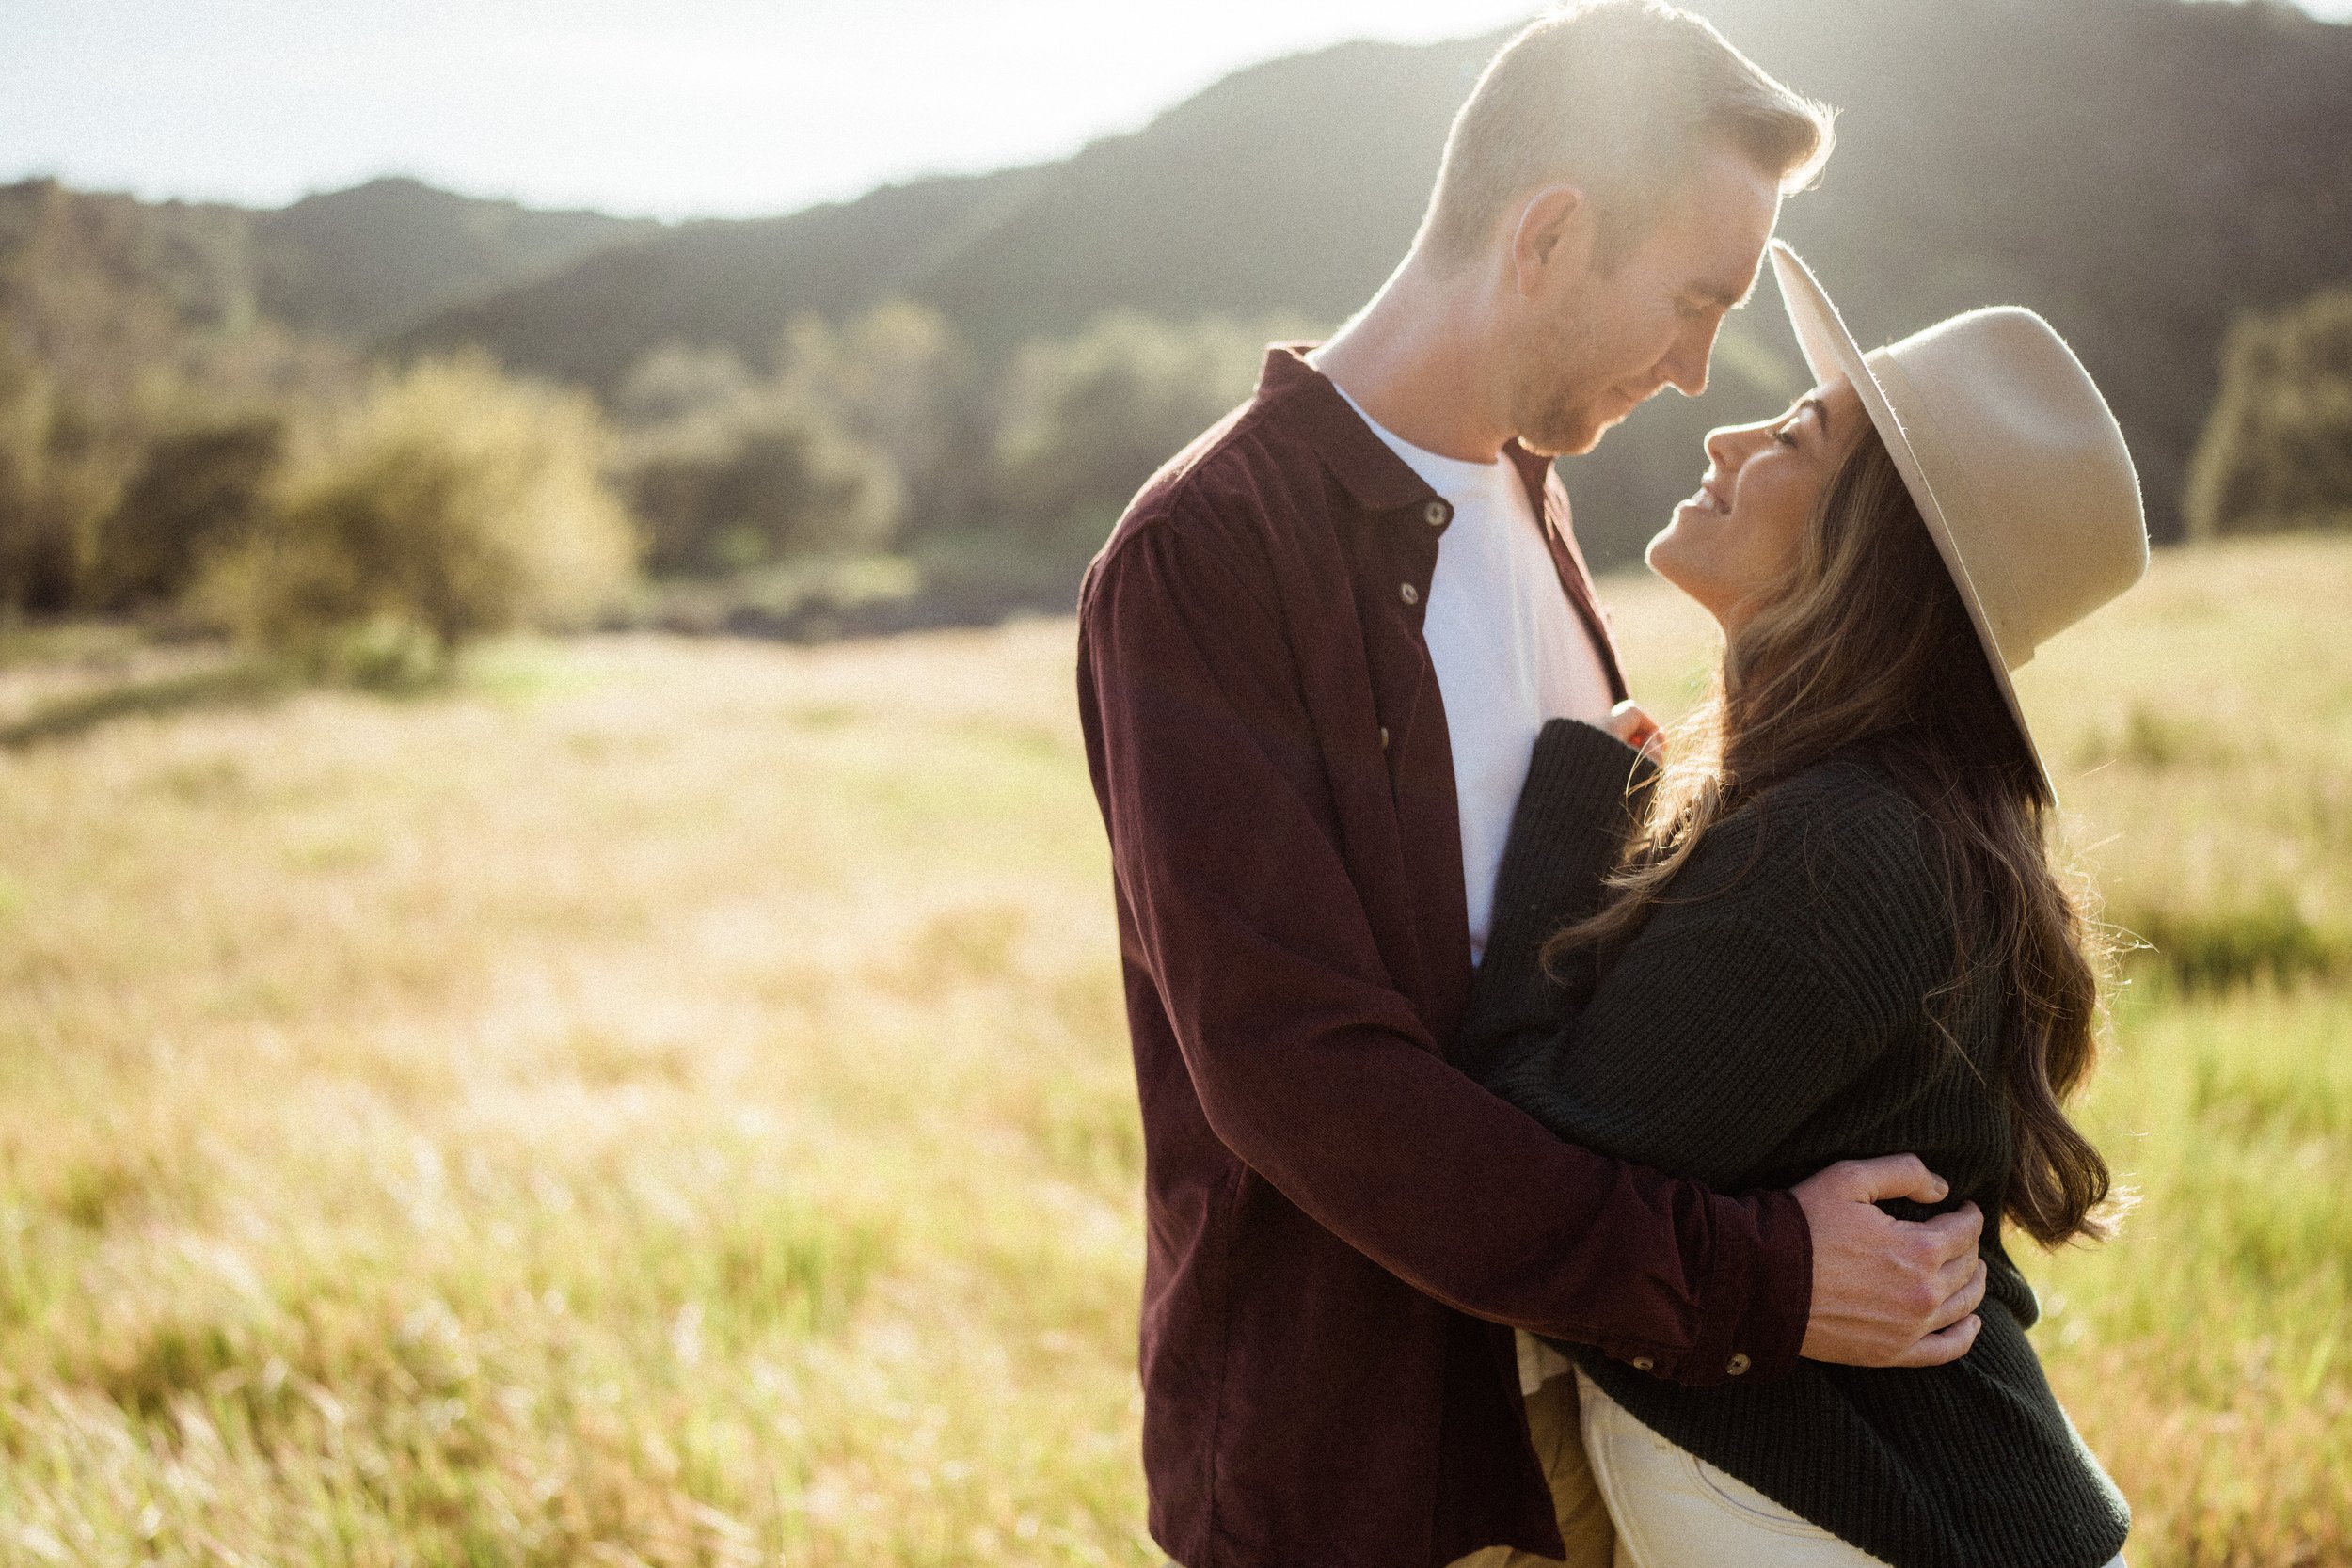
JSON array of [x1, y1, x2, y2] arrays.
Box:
[[1577, 1370, 2126, 1568]]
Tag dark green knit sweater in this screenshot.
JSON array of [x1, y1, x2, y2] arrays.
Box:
[[1464, 719, 2130, 1568]]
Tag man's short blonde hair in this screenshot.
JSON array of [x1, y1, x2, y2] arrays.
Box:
[[1418, 0, 1834, 268]]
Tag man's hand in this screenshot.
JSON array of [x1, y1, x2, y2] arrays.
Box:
[[1794, 1155, 1987, 1368]]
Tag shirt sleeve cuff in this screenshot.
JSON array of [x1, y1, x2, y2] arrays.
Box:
[[1722, 1185, 1814, 1382], [1603, 1183, 1813, 1389]]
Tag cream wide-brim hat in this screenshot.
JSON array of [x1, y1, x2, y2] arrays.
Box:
[[1765, 241, 2149, 800]]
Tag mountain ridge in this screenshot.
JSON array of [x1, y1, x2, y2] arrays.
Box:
[[393, 0, 2352, 555], [251, 175, 663, 339], [0, 172, 663, 355], [7, 0, 2348, 565]]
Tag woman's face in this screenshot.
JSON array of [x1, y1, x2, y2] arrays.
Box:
[[1646, 377, 1868, 634]]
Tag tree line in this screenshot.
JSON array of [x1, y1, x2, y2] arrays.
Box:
[[8, 268, 2349, 676], [2188, 286, 2352, 540], [5, 280, 2348, 678], [0, 292, 1300, 674]]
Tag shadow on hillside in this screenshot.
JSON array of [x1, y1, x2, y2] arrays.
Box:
[[0, 661, 294, 752]]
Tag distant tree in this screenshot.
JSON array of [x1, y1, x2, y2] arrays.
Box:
[[774, 302, 990, 536], [0, 180, 363, 618], [200, 354, 635, 678], [2186, 287, 2352, 538], [612, 342, 760, 431], [612, 334, 907, 577], [0, 345, 125, 614], [89, 417, 285, 612], [625, 404, 901, 577], [992, 312, 1284, 546]]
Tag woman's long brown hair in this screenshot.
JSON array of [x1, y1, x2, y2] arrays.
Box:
[[1549, 430, 2115, 1246]]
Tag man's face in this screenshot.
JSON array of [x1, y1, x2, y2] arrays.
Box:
[[1506, 144, 1784, 458]]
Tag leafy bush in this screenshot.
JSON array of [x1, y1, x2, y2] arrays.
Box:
[[773, 302, 988, 538], [992, 312, 1281, 545], [612, 306, 1291, 585], [2186, 286, 2352, 538], [88, 416, 284, 612], [614, 338, 904, 578], [623, 400, 901, 578], [612, 341, 758, 430], [201, 354, 634, 678], [0, 349, 125, 614]]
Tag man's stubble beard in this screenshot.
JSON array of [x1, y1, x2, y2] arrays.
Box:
[[1505, 293, 1613, 459]]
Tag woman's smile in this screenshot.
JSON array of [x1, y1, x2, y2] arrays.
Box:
[[1649, 377, 1867, 632], [1680, 472, 1732, 515]]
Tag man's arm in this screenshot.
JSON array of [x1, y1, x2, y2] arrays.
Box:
[[1079, 512, 1807, 1385]]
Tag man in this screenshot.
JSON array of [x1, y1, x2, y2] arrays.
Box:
[[1075, 7, 1989, 1566]]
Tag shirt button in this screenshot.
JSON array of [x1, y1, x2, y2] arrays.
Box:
[[1423, 500, 1449, 528], [1399, 582, 1420, 606], [1726, 1353, 1752, 1376], [1378, 726, 1390, 750], [1630, 1356, 1655, 1372]]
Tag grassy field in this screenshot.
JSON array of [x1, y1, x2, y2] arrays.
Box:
[[0, 535, 2345, 1567]]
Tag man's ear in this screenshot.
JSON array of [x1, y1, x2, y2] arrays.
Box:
[[1511, 183, 1592, 298]]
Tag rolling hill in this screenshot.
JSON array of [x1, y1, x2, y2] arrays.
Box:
[[0, 173, 660, 361], [252, 176, 662, 340], [403, 0, 2352, 561]]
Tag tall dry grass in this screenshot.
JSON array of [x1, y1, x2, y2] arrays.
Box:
[[0, 535, 2343, 1565], [0, 624, 1141, 1565]]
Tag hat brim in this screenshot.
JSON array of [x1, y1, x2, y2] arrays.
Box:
[[1765, 241, 2056, 802]]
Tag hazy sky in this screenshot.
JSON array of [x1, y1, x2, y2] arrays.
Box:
[[3, 0, 2344, 220]]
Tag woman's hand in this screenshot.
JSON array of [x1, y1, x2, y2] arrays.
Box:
[[1604, 700, 1665, 765]]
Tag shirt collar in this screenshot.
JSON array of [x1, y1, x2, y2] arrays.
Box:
[[1256, 343, 1555, 518]]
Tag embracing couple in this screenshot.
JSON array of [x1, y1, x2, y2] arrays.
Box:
[[1077, 4, 2144, 1566]]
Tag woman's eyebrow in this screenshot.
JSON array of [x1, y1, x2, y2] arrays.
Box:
[[1797, 395, 1831, 438]]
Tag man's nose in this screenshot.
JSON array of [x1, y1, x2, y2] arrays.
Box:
[[1663, 318, 1722, 399]]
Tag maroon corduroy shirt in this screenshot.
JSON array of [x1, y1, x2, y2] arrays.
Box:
[[1076, 346, 1814, 1568]]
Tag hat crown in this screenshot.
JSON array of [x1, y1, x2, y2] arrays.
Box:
[[1766, 241, 2152, 800], [1864, 308, 2147, 666]]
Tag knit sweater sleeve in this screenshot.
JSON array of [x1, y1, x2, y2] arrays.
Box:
[[1455, 718, 1658, 1085], [1483, 760, 1952, 1193]]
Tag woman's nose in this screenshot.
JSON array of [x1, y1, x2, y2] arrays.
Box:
[[1704, 420, 1769, 471], [1702, 423, 1746, 470]]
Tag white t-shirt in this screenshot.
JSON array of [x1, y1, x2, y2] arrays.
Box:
[[1332, 387, 1614, 963], [1333, 387, 1613, 1399]]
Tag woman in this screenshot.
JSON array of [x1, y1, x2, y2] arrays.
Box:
[[1458, 243, 2144, 1568]]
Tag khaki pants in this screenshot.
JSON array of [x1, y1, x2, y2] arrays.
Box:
[[1449, 1370, 1617, 1568], [1575, 1370, 2127, 1568]]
